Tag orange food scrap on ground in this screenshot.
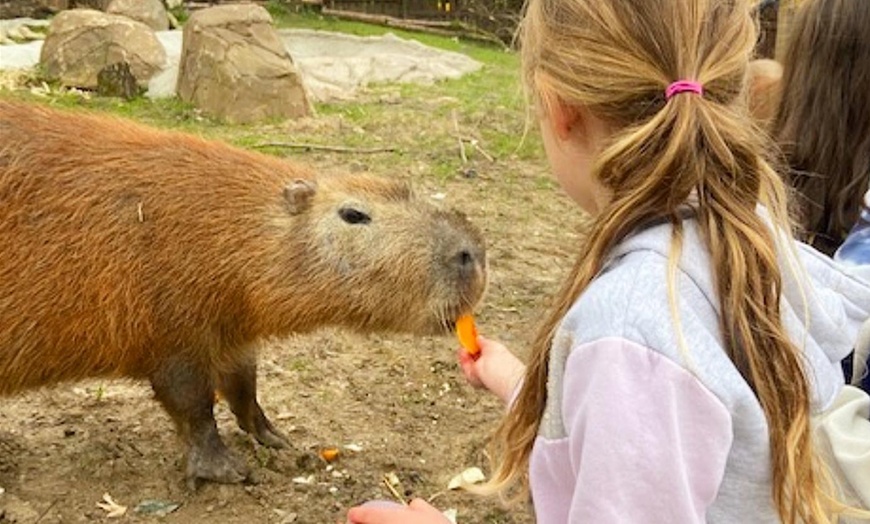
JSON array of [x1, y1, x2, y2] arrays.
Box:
[[320, 447, 340, 462], [456, 314, 480, 358]]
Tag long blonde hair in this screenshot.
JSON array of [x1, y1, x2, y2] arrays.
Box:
[[490, 0, 844, 521]]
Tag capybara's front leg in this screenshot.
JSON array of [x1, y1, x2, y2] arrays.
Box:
[[150, 356, 251, 489], [217, 359, 289, 449]]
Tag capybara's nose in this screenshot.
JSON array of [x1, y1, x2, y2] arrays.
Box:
[[454, 246, 485, 281], [458, 249, 474, 270]]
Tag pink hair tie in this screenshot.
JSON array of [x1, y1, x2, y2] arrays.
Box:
[[665, 80, 703, 100]]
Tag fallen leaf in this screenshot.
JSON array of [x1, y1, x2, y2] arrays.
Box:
[[385, 472, 400, 487], [96, 493, 127, 518], [134, 499, 180, 517], [292, 475, 315, 485], [447, 467, 486, 490]]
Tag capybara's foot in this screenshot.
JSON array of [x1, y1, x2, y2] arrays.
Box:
[[251, 416, 289, 449], [217, 361, 289, 449], [185, 443, 251, 490]]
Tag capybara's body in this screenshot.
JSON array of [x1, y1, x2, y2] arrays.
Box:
[[0, 100, 486, 486]]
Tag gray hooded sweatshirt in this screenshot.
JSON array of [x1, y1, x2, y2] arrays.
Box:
[[528, 218, 870, 523]]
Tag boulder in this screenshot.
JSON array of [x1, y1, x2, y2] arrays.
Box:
[[39, 9, 166, 89], [69, 0, 109, 9], [176, 4, 312, 123], [106, 0, 169, 32], [0, 0, 67, 19], [97, 61, 140, 99]]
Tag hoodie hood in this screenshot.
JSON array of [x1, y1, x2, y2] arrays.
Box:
[[608, 218, 870, 409]]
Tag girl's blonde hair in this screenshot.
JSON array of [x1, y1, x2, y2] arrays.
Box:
[[489, 0, 848, 522]]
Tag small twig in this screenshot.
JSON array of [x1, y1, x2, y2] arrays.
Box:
[[474, 143, 494, 162], [452, 113, 497, 161], [460, 135, 496, 162], [382, 475, 408, 506], [127, 440, 145, 457], [136, 202, 144, 223], [427, 490, 447, 504], [494, 306, 519, 313], [253, 142, 397, 154], [35, 500, 59, 523], [452, 109, 468, 164]]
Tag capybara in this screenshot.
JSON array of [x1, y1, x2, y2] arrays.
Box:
[[0, 100, 487, 487]]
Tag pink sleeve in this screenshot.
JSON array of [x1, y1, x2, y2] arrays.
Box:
[[563, 338, 732, 523]]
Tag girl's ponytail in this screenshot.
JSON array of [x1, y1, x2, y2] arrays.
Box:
[[490, 0, 851, 521]]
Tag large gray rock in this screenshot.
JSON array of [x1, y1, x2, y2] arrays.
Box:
[[70, 0, 110, 9], [0, 0, 67, 19], [176, 4, 312, 123], [39, 9, 166, 89], [107, 0, 169, 32]]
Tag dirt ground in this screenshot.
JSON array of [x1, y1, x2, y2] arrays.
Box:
[[0, 63, 588, 524]]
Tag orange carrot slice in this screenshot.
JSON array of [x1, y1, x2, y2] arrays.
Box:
[[320, 447, 340, 463], [456, 314, 480, 357]]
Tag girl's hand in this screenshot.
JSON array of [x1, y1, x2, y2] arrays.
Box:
[[346, 499, 450, 524], [457, 336, 526, 405]]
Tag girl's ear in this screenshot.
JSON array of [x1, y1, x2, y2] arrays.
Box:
[[541, 94, 582, 142]]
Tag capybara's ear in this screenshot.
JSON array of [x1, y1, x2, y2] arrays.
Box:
[[283, 179, 318, 215]]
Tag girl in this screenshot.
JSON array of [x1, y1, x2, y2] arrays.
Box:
[[348, 0, 870, 522], [772, 0, 870, 257], [771, 0, 870, 398]]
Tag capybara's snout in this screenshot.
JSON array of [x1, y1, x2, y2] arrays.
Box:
[[449, 237, 487, 307], [454, 245, 482, 277], [431, 210, 488, 329]]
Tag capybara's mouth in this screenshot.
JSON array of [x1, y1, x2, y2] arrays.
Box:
[[435, 307, 474, 336]]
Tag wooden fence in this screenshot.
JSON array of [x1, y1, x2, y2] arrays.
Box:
[[326, 0, 458, 20]]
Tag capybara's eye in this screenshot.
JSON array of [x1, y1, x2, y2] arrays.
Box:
[[338, 207, 371, 225]]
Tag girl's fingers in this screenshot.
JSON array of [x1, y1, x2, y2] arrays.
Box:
[[457, 346, 484, 387], [346, 506, 400, 524], [346, 499, 448, 524]]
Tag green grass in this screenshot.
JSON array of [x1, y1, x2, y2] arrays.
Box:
[[267, 9, 539, 168], [2, 7, 542, 181], [266, 8, 541, 177], [3, 86, 228, 133], [270, 6, 525, 133]]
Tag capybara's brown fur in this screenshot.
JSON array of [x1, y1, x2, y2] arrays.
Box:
[[0, 100, 487, 487]]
